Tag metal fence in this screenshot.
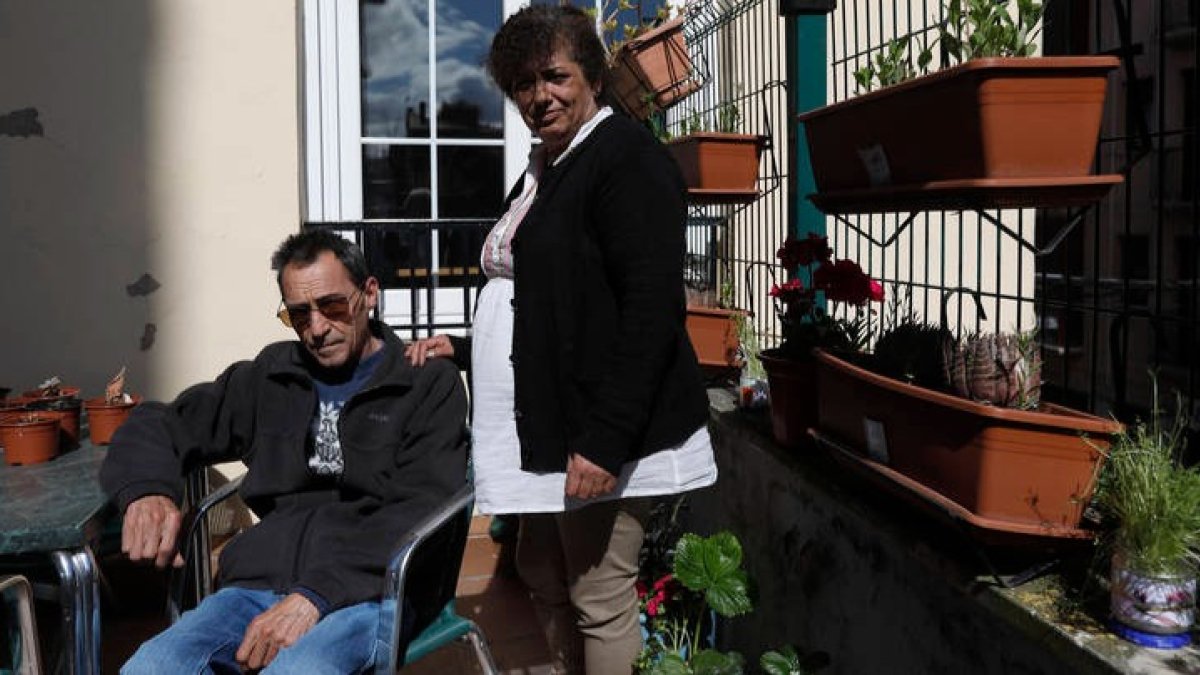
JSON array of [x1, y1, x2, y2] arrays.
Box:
[[824, 0, 1198, 439]]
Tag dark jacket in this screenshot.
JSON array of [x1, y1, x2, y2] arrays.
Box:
[[507, 113, 709, 476], [100, 322, 468, 616]]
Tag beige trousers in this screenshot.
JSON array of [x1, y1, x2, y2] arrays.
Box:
[[516, 498, 650, 675]]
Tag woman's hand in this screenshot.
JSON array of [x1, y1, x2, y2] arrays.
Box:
[[405, 334, 455, 366], [565, 453, 616, 499]]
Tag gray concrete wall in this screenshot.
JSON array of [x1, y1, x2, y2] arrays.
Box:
[[687, 391, 1189, 674]]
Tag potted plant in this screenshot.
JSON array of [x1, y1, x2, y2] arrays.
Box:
[[664, 103, 768, 204], [758, 234, 882, 448], [17, 376, 82, 451], [685, 273, 745, 372], [601, 1, 701, 120], [0, 412, 60, 466], [1090, 383, 1200, 649], [814, 312, 1124, 538], [84, 367, 140, 445], [797, 0, 1122, 213]]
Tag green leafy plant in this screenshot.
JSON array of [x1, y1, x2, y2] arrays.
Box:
[[634, 525, 830, 674], [854, 0, 1044, 92], [635, 532, 752, 675], [1091, 379, 1200, 577]]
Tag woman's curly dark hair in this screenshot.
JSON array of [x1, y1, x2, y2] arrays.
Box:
[[487, 5, 608, 100]]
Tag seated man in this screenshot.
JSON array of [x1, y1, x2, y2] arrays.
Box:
[[100, 230, 468, 674]]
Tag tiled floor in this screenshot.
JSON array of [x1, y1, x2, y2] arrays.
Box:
[[94, 516, 552, 674]]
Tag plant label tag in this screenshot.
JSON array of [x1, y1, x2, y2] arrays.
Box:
[[857, 144, 892, 186], [863, 418, 889, 463]]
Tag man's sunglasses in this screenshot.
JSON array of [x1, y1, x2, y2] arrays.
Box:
[[277, 290, 362, 329]]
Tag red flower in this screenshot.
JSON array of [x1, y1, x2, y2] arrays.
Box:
[[869, 279, 885, 302], [813, 259, 882, 306], [776, 234, 832, 269]]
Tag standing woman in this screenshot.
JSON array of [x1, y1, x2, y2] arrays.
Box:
[[408, 6, 716, 673]]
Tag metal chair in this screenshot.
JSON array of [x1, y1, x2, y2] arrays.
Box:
[[168, 477, 499, 674], [0, 574, 43, 675]]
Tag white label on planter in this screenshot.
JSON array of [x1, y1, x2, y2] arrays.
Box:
[[863, 418, 889, 463], [857, 144, 892, 186]]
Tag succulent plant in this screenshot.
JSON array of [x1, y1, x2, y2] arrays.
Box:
[[943, 331, 1041, 409]]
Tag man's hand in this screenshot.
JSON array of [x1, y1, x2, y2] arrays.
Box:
[[565, 453, 616, 500], [121, 495, 184, 569], [404, 334, 454, 366], [236, 593, 320, 670]]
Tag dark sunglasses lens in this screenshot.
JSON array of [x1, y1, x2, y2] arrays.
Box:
[[284, 306, 312, 329], [316, 296, 353, 322]]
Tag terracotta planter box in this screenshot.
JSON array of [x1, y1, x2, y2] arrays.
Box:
[[759, 349, 817, 449], [608, 16, 700, 120], [666, 132, 765, 204], [685, 306, 742, 369], [813, 349, 1122, 538], [797, 57, 1122, 212]]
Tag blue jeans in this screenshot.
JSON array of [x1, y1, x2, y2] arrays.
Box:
[[121, 587, 379, 675]]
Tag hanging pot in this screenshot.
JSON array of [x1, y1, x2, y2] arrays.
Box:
[[0, 413, 60, 466], [1110, 552, 1196, 648], [84, 396, 140, 445]]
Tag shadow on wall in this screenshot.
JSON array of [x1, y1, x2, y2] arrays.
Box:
[[0, 3, 154, 399]]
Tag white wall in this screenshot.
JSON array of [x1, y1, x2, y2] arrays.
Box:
[[0, 1, 301, 401]]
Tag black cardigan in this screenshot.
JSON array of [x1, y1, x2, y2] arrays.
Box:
[[506, 113, 709, 475]]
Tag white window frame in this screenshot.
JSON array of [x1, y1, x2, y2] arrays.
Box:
[[302, 0, 530, 222]]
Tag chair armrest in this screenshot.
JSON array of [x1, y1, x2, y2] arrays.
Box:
[[166, 474, 245, 622], [374, 483, 474, 674]]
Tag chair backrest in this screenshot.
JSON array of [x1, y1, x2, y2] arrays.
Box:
[[374, 484, 475, 674]]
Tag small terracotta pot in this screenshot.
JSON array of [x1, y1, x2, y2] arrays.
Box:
[[39, 401, 82, 451], [84, 396, 140, 445], [0, 413, 60, 466], [759, 349, 818, 449]]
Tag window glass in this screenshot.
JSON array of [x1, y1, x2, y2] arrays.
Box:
[[435, 0, 503, 139], [437, 146, 503, 217], [363, 144, 432, 218], [361, 0, 431, 138]]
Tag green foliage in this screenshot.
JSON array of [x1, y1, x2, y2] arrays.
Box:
[[854, 0, 1043, 92], [941, 0, 1043, 61], [674, 533, 753, 617], [854, 37, 933, 92], [735, 313, 766, 380], [1092, 378, 1200, 576]]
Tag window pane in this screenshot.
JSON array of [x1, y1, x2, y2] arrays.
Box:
[[361, 0, 430, 139], [437, 146, 503, 218], [435, 0, 503, 139], [363, 144, 432, 218]]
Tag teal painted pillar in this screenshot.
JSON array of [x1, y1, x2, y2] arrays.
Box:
[[787, 13, 828, 241]]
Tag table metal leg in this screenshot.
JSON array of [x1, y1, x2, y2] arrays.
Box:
[[51, 549, 101, 675]]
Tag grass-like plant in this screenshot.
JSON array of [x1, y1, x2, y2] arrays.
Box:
[[1091, 380, 1200, 577]]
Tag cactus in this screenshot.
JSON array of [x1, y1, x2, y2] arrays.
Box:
[[943, 331, 1042, 409]]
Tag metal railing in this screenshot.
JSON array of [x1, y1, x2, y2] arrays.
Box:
[[304, 220, 492, 340]]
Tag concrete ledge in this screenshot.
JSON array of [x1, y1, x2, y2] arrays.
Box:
[[685, 389, 1199, 674]]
